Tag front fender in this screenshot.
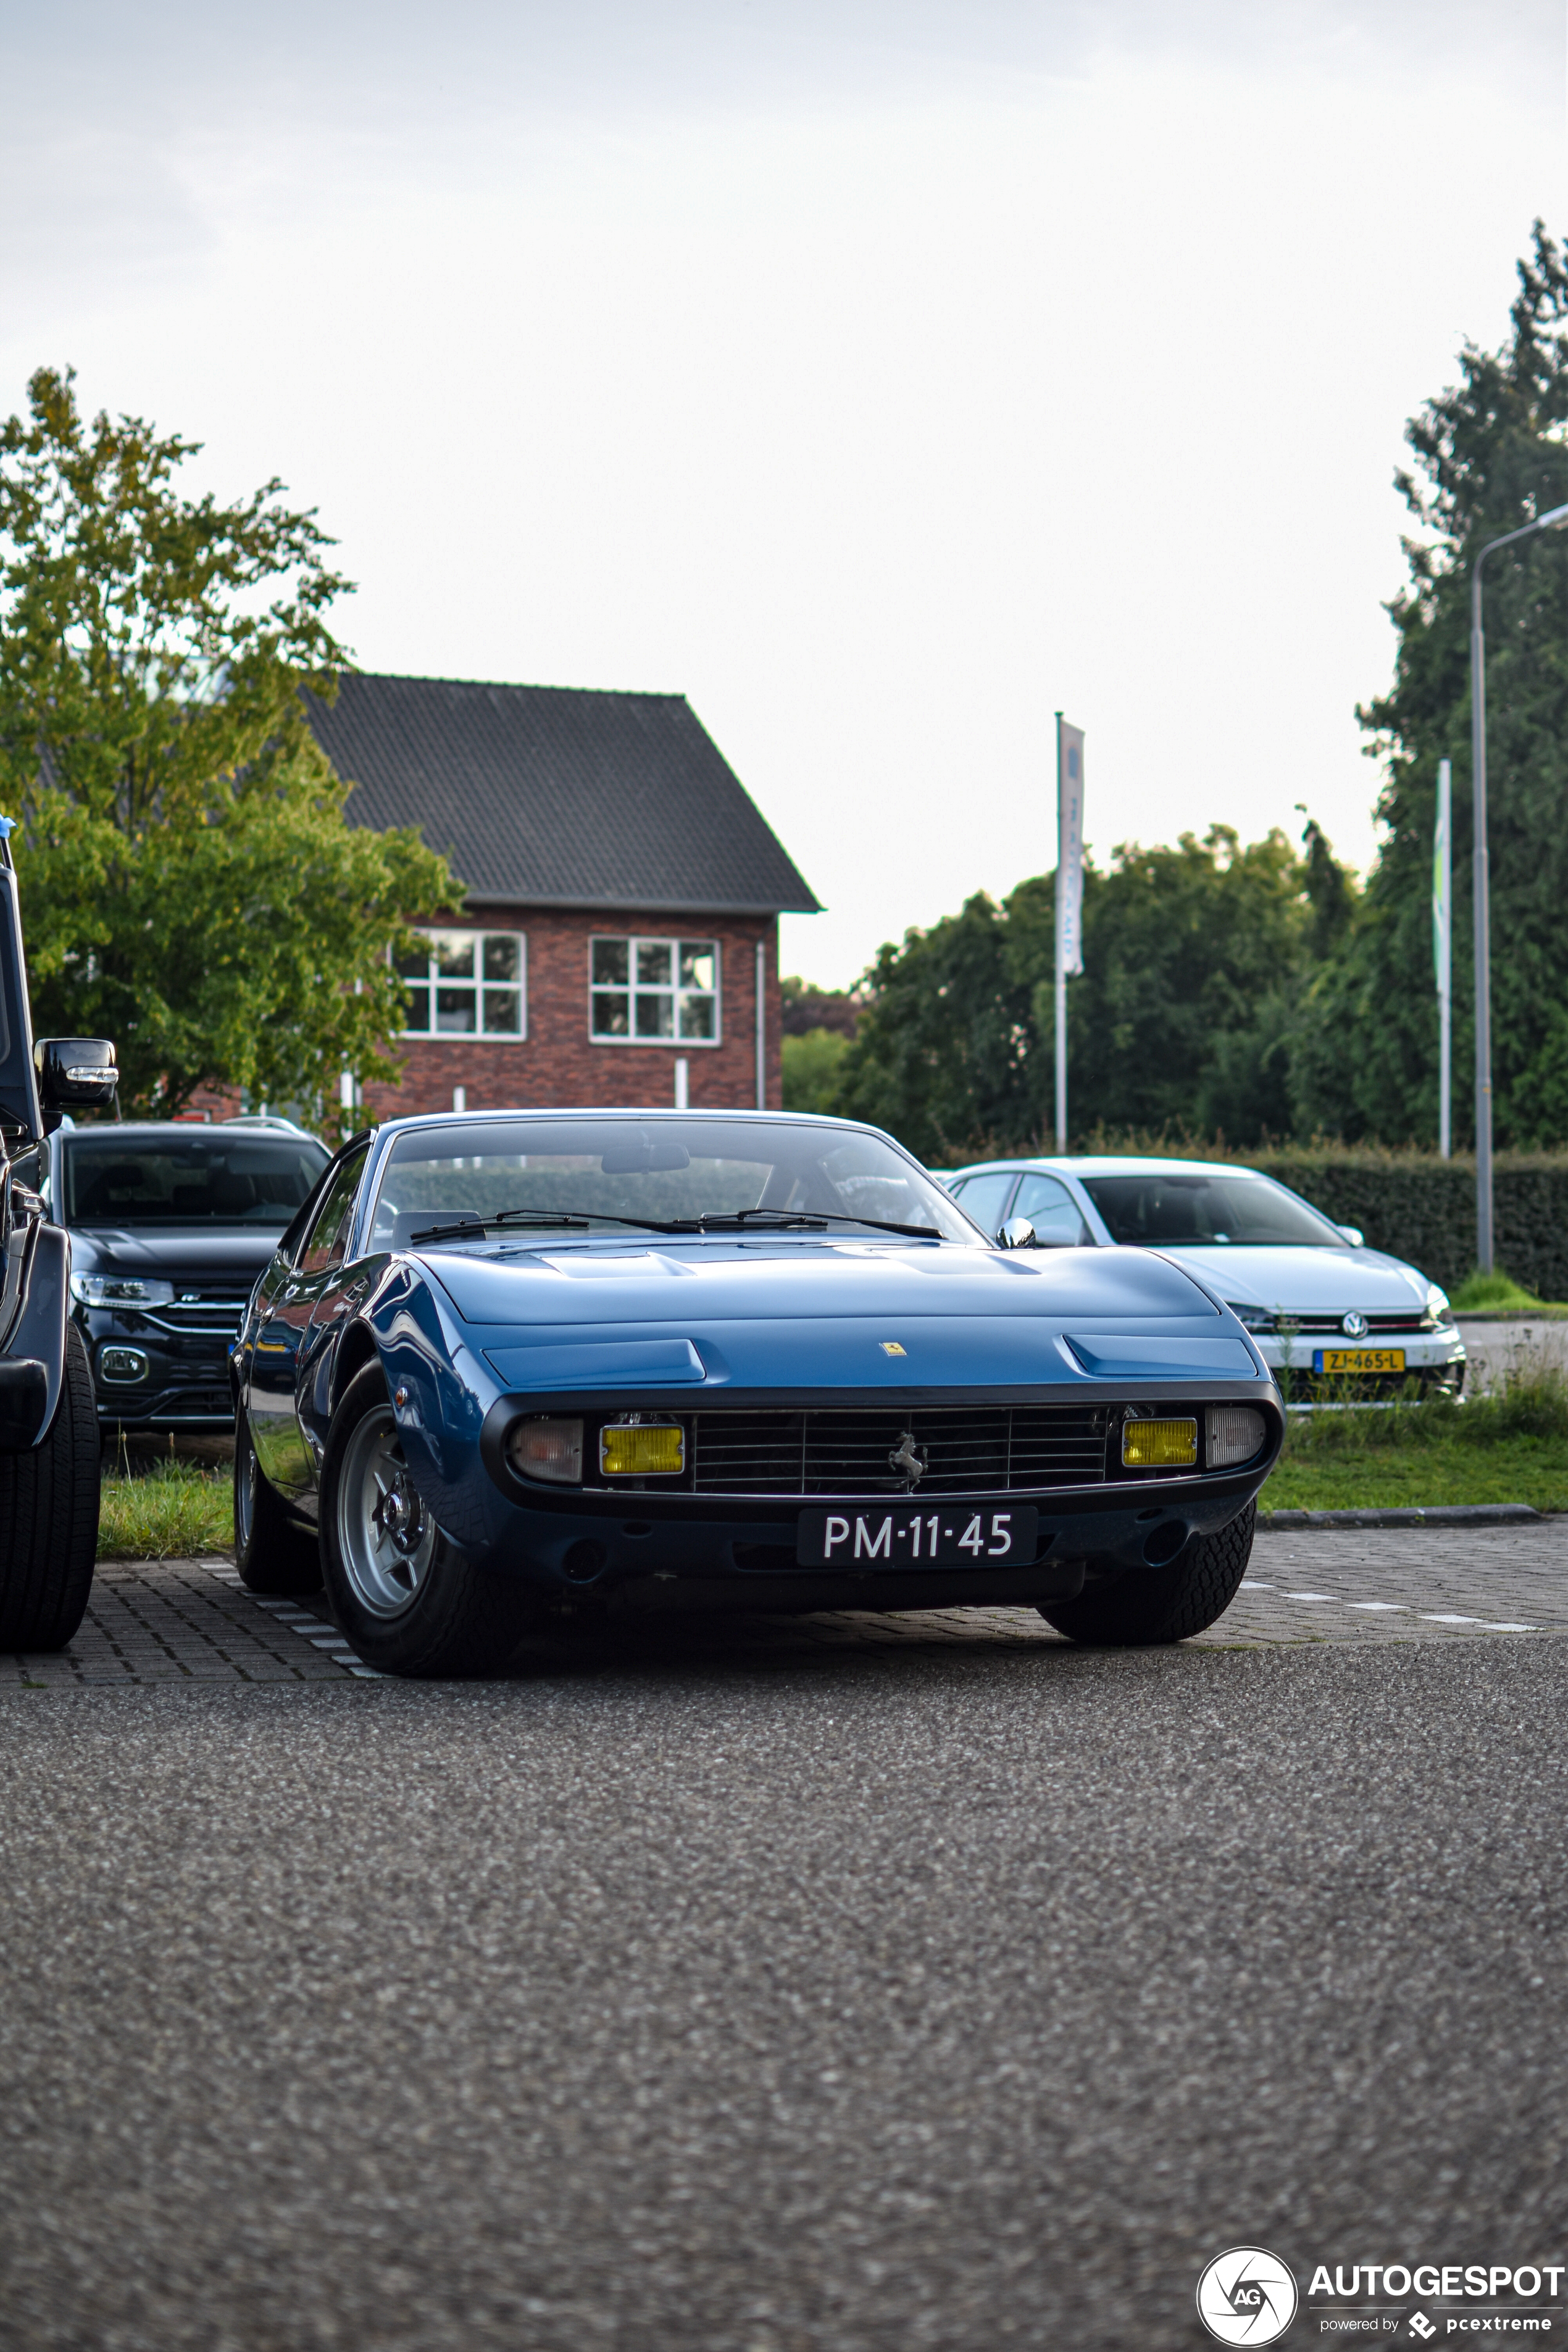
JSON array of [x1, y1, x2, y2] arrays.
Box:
[[362, 1264, 510, 1554]]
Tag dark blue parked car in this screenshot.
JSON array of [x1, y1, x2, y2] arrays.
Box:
[[231, 1109, 1285, 1675]]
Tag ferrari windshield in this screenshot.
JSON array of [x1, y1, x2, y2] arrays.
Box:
[[367, 1117, 980, 1248], [1081, 1170, 1346, 1249]]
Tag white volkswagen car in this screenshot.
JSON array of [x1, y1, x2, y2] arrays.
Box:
[[940, 1154, 1465, 1402]]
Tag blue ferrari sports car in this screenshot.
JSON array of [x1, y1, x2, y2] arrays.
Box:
[[231, 1109, 1285, 1674]]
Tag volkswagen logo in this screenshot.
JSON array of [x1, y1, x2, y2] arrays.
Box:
[[1341, 1311, 1368, 1338]]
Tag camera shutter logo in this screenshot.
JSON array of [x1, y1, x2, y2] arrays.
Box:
[[1196, 2248, 1299, 2346]]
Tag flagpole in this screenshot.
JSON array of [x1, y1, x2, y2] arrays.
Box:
[[1054, 711, 1067, 1153], [1436, 757, 1451, 1159]]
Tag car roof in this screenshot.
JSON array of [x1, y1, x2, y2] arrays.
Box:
[[369, 1106, 889, 1143], [61, 1120, 327, 1143], [946, 1155, 1269, 1180]]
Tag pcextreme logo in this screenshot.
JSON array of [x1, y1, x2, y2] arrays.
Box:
[[1197, 2248, 1300, 2345]]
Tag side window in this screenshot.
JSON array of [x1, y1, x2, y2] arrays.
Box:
[[1013, 1172, 1088, 1247], [953, 1170, 1016, 1236], [298, 1147, 370, 1276]]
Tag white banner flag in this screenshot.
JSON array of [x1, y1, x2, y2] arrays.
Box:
[[1056, 720, 1085, 978], [1432, 757, 1451, 998]]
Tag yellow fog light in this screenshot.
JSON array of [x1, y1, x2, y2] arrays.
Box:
[[1122, 1417, 1198, 1469], [599, 1420, 685, 1477]]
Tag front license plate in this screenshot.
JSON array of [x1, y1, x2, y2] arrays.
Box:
[[796, 1504, 1039, 1567], [1312, 1348, 1406, 1374]]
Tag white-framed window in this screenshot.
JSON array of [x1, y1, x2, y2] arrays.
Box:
[[396, 929, 527, 1038], [590, 936, 720, 1045]]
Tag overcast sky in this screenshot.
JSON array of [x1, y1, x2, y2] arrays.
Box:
[[2, 1, 1564, 984]]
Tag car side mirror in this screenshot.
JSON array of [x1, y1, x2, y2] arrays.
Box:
[[998, 1216, 1038, 1250], [1337, 1224, 1364, 1248], [35, 1038, 118, 1117]]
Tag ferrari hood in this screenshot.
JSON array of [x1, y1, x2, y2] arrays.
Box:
[[420, 1238, 1267, 1394]]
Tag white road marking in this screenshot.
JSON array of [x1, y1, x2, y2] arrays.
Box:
[[1348, 1601, 1408, 1612]]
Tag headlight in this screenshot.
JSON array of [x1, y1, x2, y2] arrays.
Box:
[[1225, 1303, 1275, 1332], [599, 1420, 685, 1477], [1424, 1285, 1456, 1329], [1122, 1417, 1197, 1469], [1207, 1406, 1266, 1468], [506, 1417, 584, 1485], [69, 1275, 175, 1307]]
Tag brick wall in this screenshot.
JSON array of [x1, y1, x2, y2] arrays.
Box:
[[361, 906, 782, 1121]]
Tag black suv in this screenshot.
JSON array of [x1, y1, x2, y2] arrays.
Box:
[[18, 1120, 330, 1433], [0, 833, 120, 1651]]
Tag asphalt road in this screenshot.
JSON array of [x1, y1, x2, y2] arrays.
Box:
[[2, 1601, 1567, 2351]]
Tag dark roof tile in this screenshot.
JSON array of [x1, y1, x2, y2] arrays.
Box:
[[302, 673, 820, 916]]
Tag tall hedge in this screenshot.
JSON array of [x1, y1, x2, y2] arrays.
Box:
[[1233, 1149, 1568, 1297]]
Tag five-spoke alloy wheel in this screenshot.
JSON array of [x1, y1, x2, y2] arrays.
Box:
[[319, 1364, 537, 1676]]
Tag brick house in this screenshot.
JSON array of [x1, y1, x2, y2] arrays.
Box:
[[302, 673, 820, 1121]]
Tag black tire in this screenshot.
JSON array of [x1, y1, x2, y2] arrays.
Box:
[[1040, 1503, 1256, 1647], [0, 1322, 100, 1651], [318, 1364, 538, 1677], [234, 1409, 323, 1595]]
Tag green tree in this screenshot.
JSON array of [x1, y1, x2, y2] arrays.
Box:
[[835, 822, 1354, 1161], [1299, 222, 1568, 1144], [0, 367, 454, 1122], [831, 892, 1033, 1164], [781, 1027, 851, 1113], [1006, 826, 1337, 1143]]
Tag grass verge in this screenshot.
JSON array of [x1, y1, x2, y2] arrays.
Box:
[[1449, 1267, 1568, 1314], [99, 1459, 233, 1559], [1262, 1353, 1568, 1512]]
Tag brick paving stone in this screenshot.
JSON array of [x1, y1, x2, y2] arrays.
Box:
[[1, 1520, 1566, 1688]]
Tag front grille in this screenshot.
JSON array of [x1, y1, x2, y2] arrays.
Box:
[[690, 1406, 1110, 1497], [146, 1297, 248, 1338], [1278, 1312, 1431, 1336]]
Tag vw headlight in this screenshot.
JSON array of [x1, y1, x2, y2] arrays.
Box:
[[69, 1275, 175, 1308], [1424, 1285, 1456, 1330]]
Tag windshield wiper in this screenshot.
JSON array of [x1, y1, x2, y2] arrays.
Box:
[[410, 1211, 593, 1243], [815, 1213, 943, 1239], [410, 1208, 684, 1243], [409, 1206, 943, 1244], [688, 1209, 828, 1230], [687, 1209, 943, 1240]]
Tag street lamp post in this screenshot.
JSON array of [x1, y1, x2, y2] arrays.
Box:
[[1469, 502, 1568, 1274]]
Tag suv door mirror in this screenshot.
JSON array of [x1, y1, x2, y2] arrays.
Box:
[[35, 1038, 118, 1117], [998, 1216, 1038, 1250]]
